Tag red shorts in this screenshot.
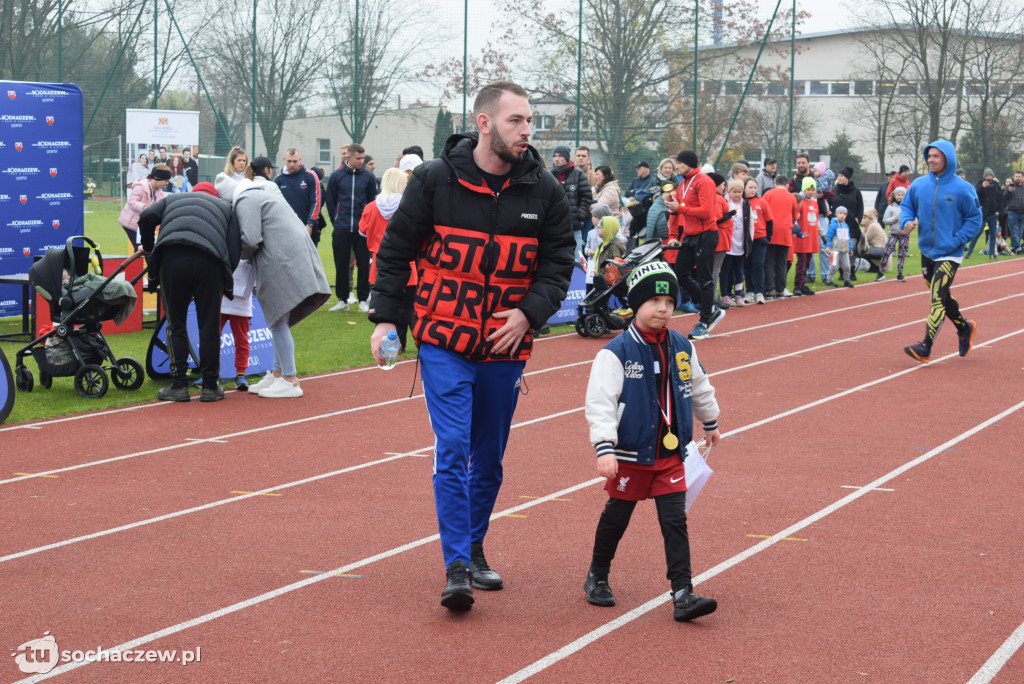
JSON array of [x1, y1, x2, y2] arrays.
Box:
[[605, 454, 686, 501]]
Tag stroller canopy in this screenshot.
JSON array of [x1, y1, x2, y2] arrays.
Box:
[[28, 246, 90, 302]]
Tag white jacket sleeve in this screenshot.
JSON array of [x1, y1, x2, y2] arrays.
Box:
[[688, 342, 720, 430], [585, 348, 624, 453]]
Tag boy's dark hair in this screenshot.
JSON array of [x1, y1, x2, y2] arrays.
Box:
[[775, 174, 789, 186], [473, 80, 529, 117], [346, 143, 365, 155], [401, 145, 424, 158]]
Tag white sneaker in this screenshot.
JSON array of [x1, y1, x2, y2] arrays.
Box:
[[358, 301, 369, 313], [249, 371, 278, 393], [755, 293, 766, 305], [781, 288, 793, 298], [347, 292, 357, 304], [329, 301, 349, 312], [744, 293, 755, 304], [258, 377, 303, 398]]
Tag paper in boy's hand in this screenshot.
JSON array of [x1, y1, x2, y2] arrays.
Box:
[[683, 441, 714, 513]]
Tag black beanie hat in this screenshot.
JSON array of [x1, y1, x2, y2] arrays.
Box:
[[553, 145, 571, 161], [675, 149, 699, 169], [839, 167, 854, 181], [707, 172, 726, 187], [627, 261, 679, 312]]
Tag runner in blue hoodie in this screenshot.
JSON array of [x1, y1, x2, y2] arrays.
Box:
[[899, 139, 982, 363]]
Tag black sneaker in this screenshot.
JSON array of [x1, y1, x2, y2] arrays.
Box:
[[958, 321, 977, 357], [896, 274, 906, 282], [584, 571, 616, 607], [201, 384, 225, 402], [441, 561, 474, 610], [792, 288, 803, 296], [904, 342, 931, 364], [850, 272, 858, 281], [157, 385, 190, 402], [470, 543, 503, 590], [673, 588, 717, 621], [843, 280, 854, 288], [874, 273, 886, 282], [800, 285, 816, 296]]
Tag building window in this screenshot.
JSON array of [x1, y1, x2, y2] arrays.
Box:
[[830, 81, 851, 96], [766, 81, 786, 96], [808, 80, 829, 95], [318, 138, 331, 165], [794, 81, 809, 96], [854, 80, 873, 96]]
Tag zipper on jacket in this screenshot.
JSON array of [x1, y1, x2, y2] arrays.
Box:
[[482, 191, 500, 353], [929, 178, 939, 257]]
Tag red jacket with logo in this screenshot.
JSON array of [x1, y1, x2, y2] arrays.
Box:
[[369, 133, 574, 362], [669, 168, 718, 238]]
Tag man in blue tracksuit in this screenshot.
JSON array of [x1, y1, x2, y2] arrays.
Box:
[[899, 139, 982, 363], [325, 143, 377, 312], [274, 147, 321, 242]]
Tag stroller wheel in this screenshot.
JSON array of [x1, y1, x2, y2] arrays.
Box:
[[575, 317, 589, 337], [39, 369, 52, 389], [15, 365, 33, 393], [584, 314, 608, 338], [112, 357, 144, 391], [74, 364, 109, 399]]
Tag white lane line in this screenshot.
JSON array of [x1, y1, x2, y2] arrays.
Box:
[[2, 267, 1017, 435], [14, 477, 604, 684], [967, 619, 1024, 684], [4, 326, 1021, 564], [13, 333, 1024, 680], [496, 398, 1024, 684], [840, 485, 895, 492]]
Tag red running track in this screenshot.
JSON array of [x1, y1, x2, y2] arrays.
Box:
[[1, 259, 1023, 683]]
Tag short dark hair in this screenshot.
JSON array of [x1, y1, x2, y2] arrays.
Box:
[[473, 80, 529, 117], [346, 143, 365, 155], [182, 146, 191, 153], [576, 145, 590, 153], [796, 153, 810, 162], [595, 164, 615, 183], [401, 145, 424, 158], [775, 174, 789, 186]]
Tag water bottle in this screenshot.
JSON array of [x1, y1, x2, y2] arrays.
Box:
[[380, 330, 401, 370]]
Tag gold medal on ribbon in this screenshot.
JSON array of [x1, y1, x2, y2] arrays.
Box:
[[662, 430, 679, 450]]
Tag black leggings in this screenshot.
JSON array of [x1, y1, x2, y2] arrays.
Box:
[[590, 491, 693, 593]]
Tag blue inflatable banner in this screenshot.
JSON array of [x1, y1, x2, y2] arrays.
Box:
[[0, 80, 83, 318], [146, 296, 274, 380], [0, 344, 13, 423]]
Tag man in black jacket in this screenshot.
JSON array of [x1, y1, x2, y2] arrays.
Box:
[[971, 168, 1003, 258], [550, 144, 592, 258], [138, 183, 241, 403], [1004, 170, 1024, 254], [369, 81, 573, 611], [325, 143, 377, 312]]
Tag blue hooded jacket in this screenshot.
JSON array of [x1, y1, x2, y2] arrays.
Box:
[[899, 139, 982, 260]]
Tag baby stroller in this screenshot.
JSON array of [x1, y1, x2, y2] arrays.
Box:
[[575, 240, 670, 338], [14, 236, 146, 399]]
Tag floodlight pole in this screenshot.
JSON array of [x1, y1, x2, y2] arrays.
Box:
[[462, 0, 468, 132], [57, 0, 63, 81], [692, 0, 698, 151], [576, 0, 582, 147], [251, 0, 257, 153], [153, 0, 158, 107], [787, 0, 795, 174], [354, 0, 360, 142]]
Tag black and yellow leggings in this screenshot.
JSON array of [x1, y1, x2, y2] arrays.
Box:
[[921, 257, 967, 347]]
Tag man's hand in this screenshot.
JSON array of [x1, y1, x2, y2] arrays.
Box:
[[664, 196, 679, 213], [370, 322, 397, 366], [596, 454, 619, 479], [487, 308, 531, 355], [704, 428, 722, 448], [903, 219, 919, 234], [306, 224, 313, 236], [665, 239, 681, 247]]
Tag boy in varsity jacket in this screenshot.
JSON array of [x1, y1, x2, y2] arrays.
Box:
[[583, 261, 722, 621]]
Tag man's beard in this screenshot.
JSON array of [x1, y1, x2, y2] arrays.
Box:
[[490, 130, 528, 166]]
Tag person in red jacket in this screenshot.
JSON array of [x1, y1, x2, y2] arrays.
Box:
[[886, 165, 911, 201], [742, 178, 773, 304], [762, 175, 799, 298], [792, 176, 821, 295], [664, 150, 725, 340]]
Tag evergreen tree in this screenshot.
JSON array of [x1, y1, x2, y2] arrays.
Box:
[[433, 108, 453, 158]]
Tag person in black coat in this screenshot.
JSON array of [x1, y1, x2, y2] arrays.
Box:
[[833, 167, 864, 279], [550, 144, 592, 258], [971, 168, 1004, 257], [138, 183, 241, 403]]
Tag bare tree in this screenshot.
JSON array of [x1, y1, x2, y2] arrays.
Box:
[[325, 0, 441, 144], [204, 0, 330, 159]]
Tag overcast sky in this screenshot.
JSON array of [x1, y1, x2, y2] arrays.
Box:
[[424, 0, 857, 111]]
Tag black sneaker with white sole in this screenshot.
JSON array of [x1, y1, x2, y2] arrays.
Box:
[[441, 561, 474, 610]]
